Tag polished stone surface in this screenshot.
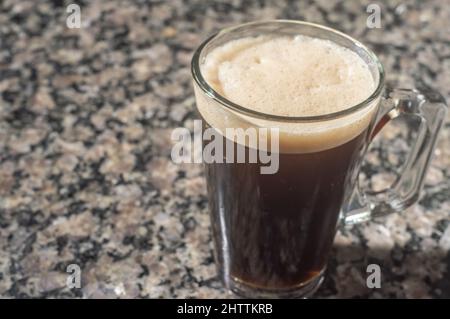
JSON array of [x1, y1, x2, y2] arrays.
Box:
[[0, 0, 448, 298]]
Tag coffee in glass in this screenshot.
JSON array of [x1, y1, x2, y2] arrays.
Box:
[[191, 21, 447, 298]]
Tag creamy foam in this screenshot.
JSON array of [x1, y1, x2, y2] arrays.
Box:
[[196, 35, 379, 153]]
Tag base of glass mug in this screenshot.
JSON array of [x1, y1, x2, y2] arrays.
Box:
[[226, 270, 325, 299]]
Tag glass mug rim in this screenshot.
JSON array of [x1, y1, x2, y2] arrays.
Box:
[[191, 19, 385, 123]]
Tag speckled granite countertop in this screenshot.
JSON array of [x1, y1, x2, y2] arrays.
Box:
[[0, 0, 449, 298]]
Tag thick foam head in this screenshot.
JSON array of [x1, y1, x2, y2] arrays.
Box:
[[196, 35, 379, 153]]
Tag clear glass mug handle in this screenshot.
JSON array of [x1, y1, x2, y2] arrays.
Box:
[[342, 88, 448, 225]]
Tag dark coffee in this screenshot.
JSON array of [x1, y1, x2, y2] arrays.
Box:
[[195, 31, 377, 294], [204, 125, 369, 289]]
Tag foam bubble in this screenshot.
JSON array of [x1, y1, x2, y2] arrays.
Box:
[[197, 35, 378, 153]]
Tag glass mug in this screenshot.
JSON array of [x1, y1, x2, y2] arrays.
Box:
[[190, 20, 447, 298]]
